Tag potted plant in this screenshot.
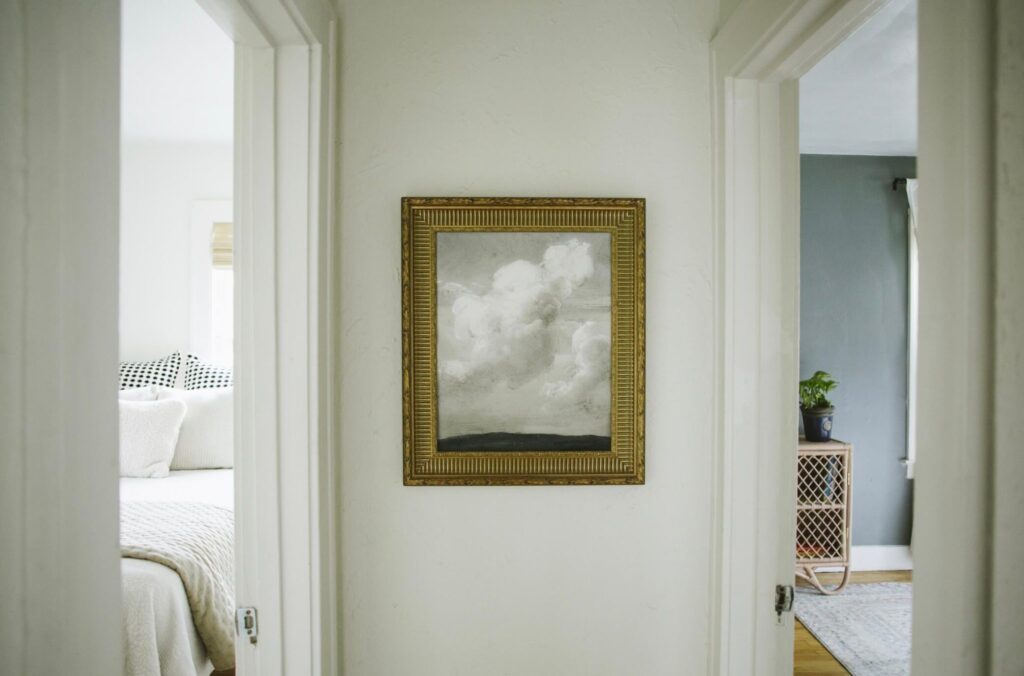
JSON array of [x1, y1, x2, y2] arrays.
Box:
[[799, 370, 838, 442]]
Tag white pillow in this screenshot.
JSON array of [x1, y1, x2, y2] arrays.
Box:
[[156, 387, 234, 469], [119, 385, 158, 401], [119, 399, 187, 478]]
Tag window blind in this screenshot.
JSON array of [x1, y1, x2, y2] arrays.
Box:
[[211, 221, 233, 269]]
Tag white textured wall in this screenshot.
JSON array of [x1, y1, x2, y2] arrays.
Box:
[[337, 1, 716, 673], [119, 142, 232, 361], [717, 0, 742, 26]]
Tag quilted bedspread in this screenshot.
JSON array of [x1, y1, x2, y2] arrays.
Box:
[[121, 501, 235, 672]]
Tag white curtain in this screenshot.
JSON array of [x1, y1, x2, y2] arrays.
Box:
[[906, 179, 919, 479]]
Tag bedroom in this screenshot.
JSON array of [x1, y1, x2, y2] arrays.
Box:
[[118, 1, 236, 673], [792, 1, 917, 672]]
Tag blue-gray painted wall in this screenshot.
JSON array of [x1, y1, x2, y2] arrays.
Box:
[[800, 154, 916, 546]]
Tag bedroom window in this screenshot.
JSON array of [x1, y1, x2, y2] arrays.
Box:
[[210, 221, 234, 368]]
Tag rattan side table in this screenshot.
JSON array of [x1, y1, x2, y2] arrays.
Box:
[[795, 438, 852, 594]]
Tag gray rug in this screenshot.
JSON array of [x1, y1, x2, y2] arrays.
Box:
[[795, 582, 912, 675]]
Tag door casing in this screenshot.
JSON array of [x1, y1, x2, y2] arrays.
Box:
[[709, 2, 890, 673], [199, 0, 339, 673]]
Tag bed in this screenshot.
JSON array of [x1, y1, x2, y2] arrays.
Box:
[[121, 469, 235, 676]]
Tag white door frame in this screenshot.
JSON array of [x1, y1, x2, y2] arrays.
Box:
[[709, 1, 888, 673], [199, 0, 338, 674]]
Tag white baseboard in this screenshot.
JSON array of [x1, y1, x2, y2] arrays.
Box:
[[813, 545, 913, 572]]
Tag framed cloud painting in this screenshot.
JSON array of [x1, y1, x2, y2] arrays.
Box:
[[401, 197, 645, 485]]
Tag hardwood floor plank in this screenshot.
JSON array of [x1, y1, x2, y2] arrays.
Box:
[[795, 619, 848, 675]]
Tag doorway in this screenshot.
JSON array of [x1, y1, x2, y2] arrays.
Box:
[[793, 2, 917, 671], [123, 2, 339, 672], [118, 2, 236, 673], [712, 0, 1002, 674], [0, 1, 336, 673]]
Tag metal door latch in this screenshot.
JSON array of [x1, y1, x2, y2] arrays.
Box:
[[775, 584, 794, 621], [236, 607, 258, 644]]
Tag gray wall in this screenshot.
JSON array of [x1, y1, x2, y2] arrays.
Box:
[[800, 154, 916, 546]]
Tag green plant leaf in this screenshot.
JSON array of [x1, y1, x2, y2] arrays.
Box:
[[799, 370, 838, 410]]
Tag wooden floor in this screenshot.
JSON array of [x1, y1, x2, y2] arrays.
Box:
[[793, 570, 913, 675]]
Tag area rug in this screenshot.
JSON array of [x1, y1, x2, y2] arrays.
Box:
[[795, 582, 912, 676]]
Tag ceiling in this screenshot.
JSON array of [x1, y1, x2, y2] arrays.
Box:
[[121, 0, 233, 143], [120, 0, 915, 153], [799, 0, 917, 156]]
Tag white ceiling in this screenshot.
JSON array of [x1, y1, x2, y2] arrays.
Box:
[[121, 0, 914, 153], [121, 0, 233, 143], [800, 0, 917, 156]]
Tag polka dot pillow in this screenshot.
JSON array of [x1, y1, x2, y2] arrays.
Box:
[[184, 354, 233, 390], [119, 353, 182, 390]]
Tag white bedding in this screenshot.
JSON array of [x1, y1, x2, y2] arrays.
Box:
[[122, 559, 210, 676], [121, 469, 234, 509], [121, 470, 234, 676]]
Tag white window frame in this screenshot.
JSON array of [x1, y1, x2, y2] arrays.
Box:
[[904, 178, 919, 479], [189, 199, 233, 364]]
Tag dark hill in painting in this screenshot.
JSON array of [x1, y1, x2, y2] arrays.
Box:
[[437, 432, 612, 452]]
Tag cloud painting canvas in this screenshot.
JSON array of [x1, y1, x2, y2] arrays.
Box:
[[436, 232, 612, 452], [402, 197, 645, 485]]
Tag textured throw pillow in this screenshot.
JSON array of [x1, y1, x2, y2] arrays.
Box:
[[119, 385, 159, 401], [119, 399, 187, 478], [183, 354, 233, 390], [119, 353, 182, 390], [157, 387, 234, 469]]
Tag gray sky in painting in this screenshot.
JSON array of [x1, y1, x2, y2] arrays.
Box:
[[436, 232, 611, 438]]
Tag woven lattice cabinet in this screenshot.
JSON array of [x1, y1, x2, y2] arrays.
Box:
[[795, 439, 852, 594]]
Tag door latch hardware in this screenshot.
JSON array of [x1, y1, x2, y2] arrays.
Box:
[[775, 584, 794, 621], [236, 607, 258, 644]]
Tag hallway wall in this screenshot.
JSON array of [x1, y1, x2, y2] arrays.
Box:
[[336, 0, 718, 673]]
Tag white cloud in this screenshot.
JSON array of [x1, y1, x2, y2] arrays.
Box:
[[542, 239, 597, 297], [441, 239, 596, 391], [542, 321, 611, 413]]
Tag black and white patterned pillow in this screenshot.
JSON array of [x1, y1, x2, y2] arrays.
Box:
[[184, 354, 233, 390], [119, 353, 182, 390]]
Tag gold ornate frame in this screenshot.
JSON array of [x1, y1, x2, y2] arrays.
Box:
[[402, 197, 645, 485]]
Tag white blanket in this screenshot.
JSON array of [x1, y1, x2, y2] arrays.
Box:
[[121, 501, 235, 672], [122, 559, 211, 676]]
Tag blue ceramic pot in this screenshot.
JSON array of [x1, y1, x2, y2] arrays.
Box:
[[802, 407, 834, 442]]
